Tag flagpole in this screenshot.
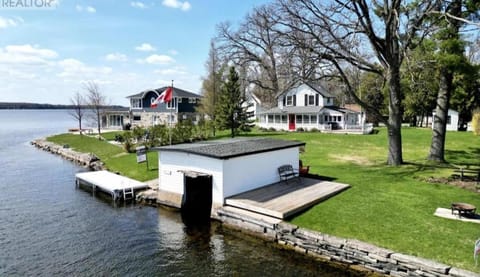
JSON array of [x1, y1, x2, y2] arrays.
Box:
[[169, 80, 174, 145]]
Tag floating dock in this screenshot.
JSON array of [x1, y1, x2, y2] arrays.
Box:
[[75, 170, 148, 201]]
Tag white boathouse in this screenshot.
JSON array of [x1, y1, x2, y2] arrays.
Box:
[[155, 138, 305, 210]]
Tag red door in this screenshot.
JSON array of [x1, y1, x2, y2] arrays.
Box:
[[288, 114, 296, 130]]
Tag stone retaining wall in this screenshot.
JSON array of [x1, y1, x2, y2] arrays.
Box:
[[31, 138, 105, 171], [216, 208, 478, 277]]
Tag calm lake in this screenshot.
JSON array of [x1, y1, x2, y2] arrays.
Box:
[[0, 110, 358, 276]]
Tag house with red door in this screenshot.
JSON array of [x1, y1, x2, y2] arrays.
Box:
[[257, 82, 368, 133]]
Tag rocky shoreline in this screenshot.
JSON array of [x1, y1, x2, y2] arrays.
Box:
[[31, 138, 106, 171]]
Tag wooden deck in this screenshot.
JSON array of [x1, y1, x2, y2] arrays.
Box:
[[225, 177, 350, 219]]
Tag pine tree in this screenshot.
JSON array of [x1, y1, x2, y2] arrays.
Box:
[[215, 66, 254, 138]]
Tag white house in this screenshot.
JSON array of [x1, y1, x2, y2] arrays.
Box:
[[258, 82, 366, 132], [432, 109, 460, 131], [155, 138, 305, 211]]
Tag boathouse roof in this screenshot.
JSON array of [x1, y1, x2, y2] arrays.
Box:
[[155, 138, 305, 159]]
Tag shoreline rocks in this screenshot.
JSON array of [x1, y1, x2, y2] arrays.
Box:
[[31, 138, 106, 171]]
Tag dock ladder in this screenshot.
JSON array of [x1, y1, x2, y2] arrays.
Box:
[[123, 187, 134, 201]]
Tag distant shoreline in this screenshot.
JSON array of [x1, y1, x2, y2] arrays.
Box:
[[0, 102, 126, 110]]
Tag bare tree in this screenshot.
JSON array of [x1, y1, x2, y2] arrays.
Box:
[[216, 4, 292, 107], [276, 0, 437, 165], [85, 81, 107, 139], [68, 91, 86, 134]]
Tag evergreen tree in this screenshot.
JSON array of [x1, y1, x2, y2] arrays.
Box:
[[215, 66, 254, 138]]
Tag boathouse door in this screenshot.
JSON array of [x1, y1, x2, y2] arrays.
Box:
[[181, 172, 212, 225]]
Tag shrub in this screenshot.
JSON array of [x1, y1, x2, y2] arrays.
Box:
[[296, 127, 305, 132], [310, 128, 320, 132], [268, 127, 277, 132], [123, 131, 135, 153]]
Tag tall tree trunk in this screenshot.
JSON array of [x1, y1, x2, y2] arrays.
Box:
[[429, 67, 452, 162], [387, 66, 403, 165]]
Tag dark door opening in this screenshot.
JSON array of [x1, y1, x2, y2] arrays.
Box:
[[181, 172, 212, 226], [288, 114, 296, 130]]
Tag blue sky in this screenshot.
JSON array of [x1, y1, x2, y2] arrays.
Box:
[[0, 0, 269, 105]]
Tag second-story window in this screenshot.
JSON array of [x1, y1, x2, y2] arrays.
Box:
[[131, 98, 142, 109], [167, 98, 177, 109], [308, 95, 315, 106], [286, 95, 293, 106]]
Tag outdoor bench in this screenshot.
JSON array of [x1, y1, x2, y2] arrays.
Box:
[[278, 164, 300, 184]]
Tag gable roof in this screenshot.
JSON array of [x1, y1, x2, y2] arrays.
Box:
[[275, 82, 335, 98], [126, 86, 201, 99]]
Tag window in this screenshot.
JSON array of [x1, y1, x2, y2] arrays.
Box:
[[178, 98, 183, 103], [324, 115, 328, 122], [447, 115, 451, 125], [308, 95, 315, 106], [337, 116, 342, 122], [281, 115, 287, 123], [274, 115, 280, 123], [131, 98, 142, 109], [286, 95, 293, 106], [296, 115, 303, 123], [133, 115, 141, 121], [109, 115, 123, 126], [167, 98, 177, 109], [188, 98, 196, 104], [303, 115, 310, 124], [310, 115, 317, 124], [268, 115, 274, 123]]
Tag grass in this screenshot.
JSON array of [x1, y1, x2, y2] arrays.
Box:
[[47, 134, 158, 181], [47, 127, 480, 272], [271, 128, 480, 272]]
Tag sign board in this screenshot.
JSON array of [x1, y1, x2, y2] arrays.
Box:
[[136, 146, 147, 163]]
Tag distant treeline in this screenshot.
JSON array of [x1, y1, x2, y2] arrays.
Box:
[[0, 102, 126, 110]]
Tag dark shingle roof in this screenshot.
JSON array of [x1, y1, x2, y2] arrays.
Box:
[[275, 82, 335, 98], [126, 87, 201, 99], [155, 138, 305, 159]]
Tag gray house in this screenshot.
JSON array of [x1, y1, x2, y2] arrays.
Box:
[[102, 86, 202, 129]]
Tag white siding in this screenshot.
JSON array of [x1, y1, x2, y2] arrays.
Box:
[[158, 151, 224, 204], [222, 147, 299, 199], [158, 146, 300, 205]]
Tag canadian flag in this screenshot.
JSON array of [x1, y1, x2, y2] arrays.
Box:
[[151, 87, 173, 108]]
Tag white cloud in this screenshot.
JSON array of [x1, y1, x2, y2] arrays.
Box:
[[130, 1, 147, 9], [76, 5, 96, 13], [0, 16, 23, 29], [162, 0, 191, 11], [135, 43, 156, 52], [141, 54, 175, 65], [0, 44, 58, 65], [168, 49, 179, 56], [154, 68, 186, 75], [105, 52, 127, 62], [57, 58, 112, 78]]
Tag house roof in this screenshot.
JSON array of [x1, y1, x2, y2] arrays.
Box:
[[275, 82, 336, 98], [126, 86, 201, 99], [260, 105, 360, 115], [155, 138, 305, 160]]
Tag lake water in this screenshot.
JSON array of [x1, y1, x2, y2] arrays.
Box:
[[0, 110, 357, 276]]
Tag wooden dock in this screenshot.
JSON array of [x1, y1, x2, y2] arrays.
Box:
[[75, 171, 149, 201], [225, 177, 350, 219]]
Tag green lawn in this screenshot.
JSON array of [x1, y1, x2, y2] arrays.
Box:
[[272, 128, 480, 272], [47, 128, 480, 272], [47, 134, 158, 181]]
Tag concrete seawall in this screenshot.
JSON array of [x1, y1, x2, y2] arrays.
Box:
[[31, 138, 105, 171]]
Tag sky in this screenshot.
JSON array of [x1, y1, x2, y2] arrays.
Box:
[[0, 0, 269, 106]]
